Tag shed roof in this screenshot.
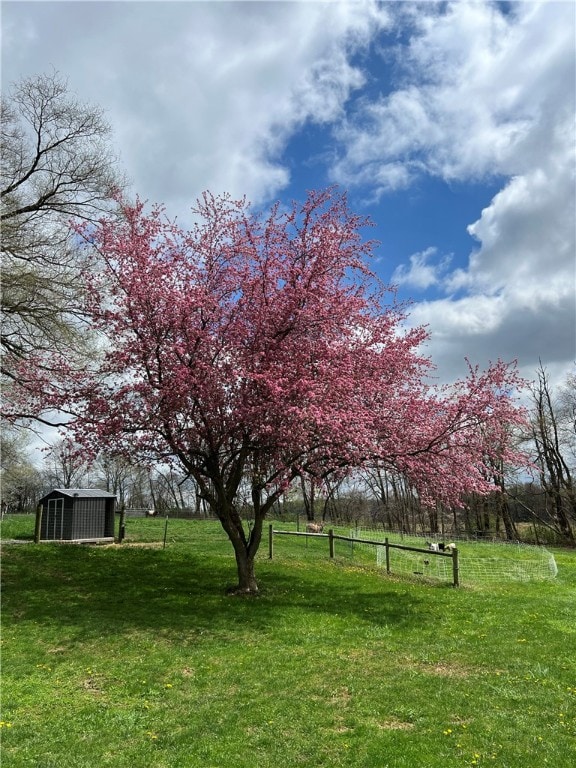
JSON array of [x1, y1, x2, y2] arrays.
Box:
[[43, 488, 117, 500]]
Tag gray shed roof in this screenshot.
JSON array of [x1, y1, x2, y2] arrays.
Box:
[[49, 489, 117, 499]]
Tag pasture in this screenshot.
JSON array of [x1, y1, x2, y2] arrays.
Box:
[[1, 516, 575, 767]]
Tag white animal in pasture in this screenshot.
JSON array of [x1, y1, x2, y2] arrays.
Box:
[[306, 522, 324, 533]]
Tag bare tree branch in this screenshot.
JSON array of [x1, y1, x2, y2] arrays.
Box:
[[1, 71, 126, 426]]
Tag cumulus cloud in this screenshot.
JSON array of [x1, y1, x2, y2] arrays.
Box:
[[392, 247, 452, 290], [410, 288, 575, 387], [333, 2, 574, 187], [1, 0, 389, 215], [333, 0, 575, 383]]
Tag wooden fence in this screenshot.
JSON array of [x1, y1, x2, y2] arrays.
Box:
[[268, 525, 459, 587]]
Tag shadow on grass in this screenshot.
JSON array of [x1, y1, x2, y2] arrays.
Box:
[[1, 541, 426, 643]]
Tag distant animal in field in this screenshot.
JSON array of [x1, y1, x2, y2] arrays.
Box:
[[306, 522, 324, 533], [426, 541, 456, 552]]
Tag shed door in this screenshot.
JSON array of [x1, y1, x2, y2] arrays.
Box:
[[46, 498, 65, 540]]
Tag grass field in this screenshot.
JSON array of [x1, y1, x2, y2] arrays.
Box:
[[1, 515, 575, 767]]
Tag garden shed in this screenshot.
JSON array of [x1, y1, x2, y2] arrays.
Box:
[[37, 489, 116, 542]]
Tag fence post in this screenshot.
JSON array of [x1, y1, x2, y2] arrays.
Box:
[[117, 505, 126, 544], [34, 504, 43, 544], [385, 537, 390, 574], [163, 515, 169, 549], [452, 548, 460, 587], [329, 528, 334, 559], [269, 524, 273, 559]]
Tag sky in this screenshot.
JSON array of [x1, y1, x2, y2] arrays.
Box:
[[2, 0, 575, 391]]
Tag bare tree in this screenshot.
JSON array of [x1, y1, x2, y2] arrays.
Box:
[[149, 467, 201, 515], [557, 370, 576, 464], [299, 474, 321, 522], [92, 452, 141, 508], [1, 71, 124, 395], [0, 427, 46, 513], [43, 438, 91, 489], [527, 365, 576, 543]]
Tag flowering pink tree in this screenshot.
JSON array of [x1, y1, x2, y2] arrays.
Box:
[[14, 189, 527, 592]]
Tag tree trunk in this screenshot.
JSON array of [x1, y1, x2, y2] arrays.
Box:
[[231, 546, 259, 594], [499, 494, 518, 540], [216, 491, 266, 595], [427, 505, 439, 535], [492, 461, 518, 541], [218, 512, 262, 595], [300, 474, 316, 521]]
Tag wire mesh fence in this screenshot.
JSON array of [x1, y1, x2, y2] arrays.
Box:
[[350, 529, 557, 585]]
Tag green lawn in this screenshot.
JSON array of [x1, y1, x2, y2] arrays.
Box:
[[1, 516, 575, 767]]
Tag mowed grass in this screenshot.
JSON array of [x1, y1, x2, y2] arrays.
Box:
[[1, 517, 575, 768]]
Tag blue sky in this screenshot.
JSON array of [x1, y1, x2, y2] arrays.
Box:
[[2, 0, 575, 389]]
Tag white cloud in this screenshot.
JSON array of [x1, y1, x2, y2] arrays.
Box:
[[334, 0, 575, 382], [410, 287, 575, 388], [392, 247, 452, 290], [333, 1, 574, 186], [1, 0, 389, 215]]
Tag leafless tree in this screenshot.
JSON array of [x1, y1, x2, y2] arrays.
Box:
[[43, 438, 91, 489], [1, 71, 124, 394], [526, 365, 576, 543], [149, 467, 201, 515], [0, 426, 46, 512]]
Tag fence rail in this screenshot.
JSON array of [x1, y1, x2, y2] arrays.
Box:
[[268, 525, 459, 587]]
